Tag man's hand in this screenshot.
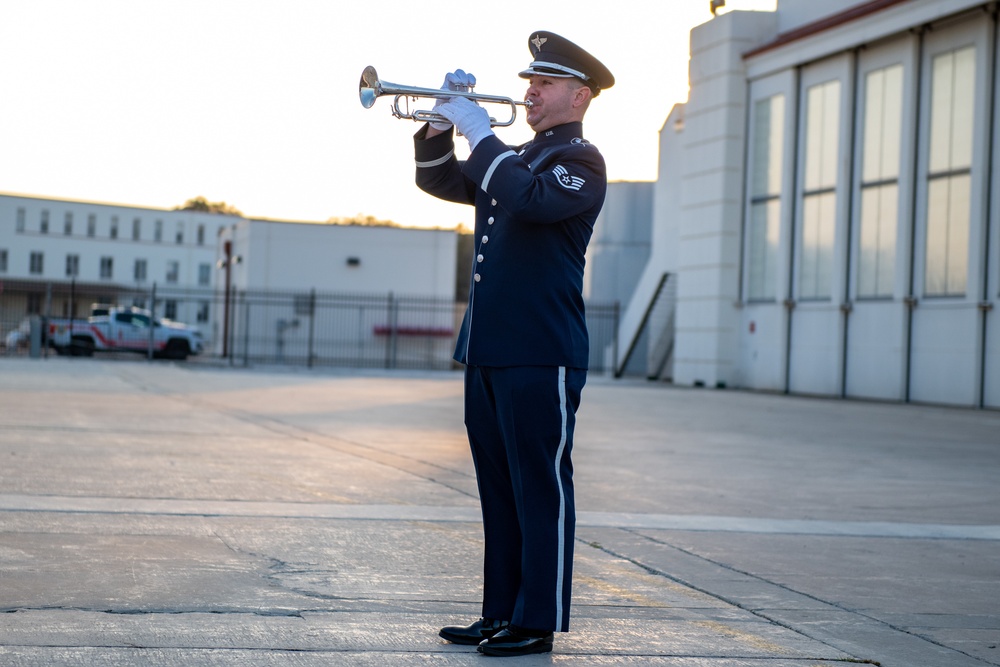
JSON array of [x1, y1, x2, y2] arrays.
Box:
[[435, 97, 493, 151], [431, 69, 477, 131]]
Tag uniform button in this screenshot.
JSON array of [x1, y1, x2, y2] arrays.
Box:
[[474, 273, 481, 282], [491, 199, 497, 206], [487, 216, 495, 225], [477, 254, 484, 262], [482, 235, 489, 244]]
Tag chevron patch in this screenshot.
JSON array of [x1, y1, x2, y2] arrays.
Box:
[[553, 165, 585, 191]]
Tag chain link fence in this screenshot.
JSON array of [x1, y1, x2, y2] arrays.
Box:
[[0, 279, 621, 373]]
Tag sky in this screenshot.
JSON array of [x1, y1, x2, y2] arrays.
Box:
[[0, 0, 776, 230]]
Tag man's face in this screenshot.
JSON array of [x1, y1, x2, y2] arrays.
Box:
[[524, 75, 588, 132]]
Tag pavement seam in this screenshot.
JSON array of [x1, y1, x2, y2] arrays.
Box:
[[607, 528, 999, 667], [583, 530, 878, 665]]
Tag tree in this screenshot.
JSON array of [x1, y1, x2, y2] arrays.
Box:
[[325, 214, 401, 228], [175, 196, 243, 216]]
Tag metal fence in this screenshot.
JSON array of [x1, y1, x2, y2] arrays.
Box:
[[1, 279, 621, 373]]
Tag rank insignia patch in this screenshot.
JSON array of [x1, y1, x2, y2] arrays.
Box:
[[553, 165, 585, 191]]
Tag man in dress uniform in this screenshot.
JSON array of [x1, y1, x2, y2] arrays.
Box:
[[413, 31, 614, 657]]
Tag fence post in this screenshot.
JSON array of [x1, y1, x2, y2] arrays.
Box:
[[384, 292, 397, 369], [42, 283, 52, 359], [148, 283, 157, 361], [612, 300, 620, 376], [307, 288, 316, 368], [227, 283, 236, 367], [242, 292, 250, 367]]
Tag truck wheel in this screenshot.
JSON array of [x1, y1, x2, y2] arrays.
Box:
[[165, 339, 189, 360], [70, 337, 95, 357]]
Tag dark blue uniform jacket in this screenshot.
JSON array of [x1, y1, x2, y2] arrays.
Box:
[[414, 121, 606, 369]]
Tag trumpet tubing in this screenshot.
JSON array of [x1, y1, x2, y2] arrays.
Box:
[[359, 66, 531, 128]]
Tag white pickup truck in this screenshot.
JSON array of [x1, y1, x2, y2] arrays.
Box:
[[47, 306, 204, 360]]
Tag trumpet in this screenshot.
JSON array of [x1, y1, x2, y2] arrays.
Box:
[[359, 65, 532, 128]]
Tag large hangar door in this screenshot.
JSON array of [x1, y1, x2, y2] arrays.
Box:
[[908, 30, 993, 407], [787, 63, 852, 396], [843, 50, 913, 402]]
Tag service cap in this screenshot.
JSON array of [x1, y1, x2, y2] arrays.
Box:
[[518, 31, 615, 95]]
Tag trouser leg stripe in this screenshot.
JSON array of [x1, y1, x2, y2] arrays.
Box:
[[554, 366, 568, 629]]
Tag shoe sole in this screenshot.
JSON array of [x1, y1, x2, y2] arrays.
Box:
[[478, 642, 553, 656], [439, 630, 494, 646]]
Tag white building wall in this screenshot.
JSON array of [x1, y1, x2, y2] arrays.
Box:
[[722, 0, 999, 407], [672, 10, 779, 388], [613, 105, 685, 377], [221, 219, 455, 297], [214, 219, 458, 365], [585, 181, 654, 305]]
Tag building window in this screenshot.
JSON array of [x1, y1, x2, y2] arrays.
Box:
[[26, 293, 42, 315], [799, 79, 840, 300], [29, 251, 44, 275], [175, 222, 184, 245], [40, 210, 49, 234], [857, 64, 903, 299], [110, 216, 119, 239], [154, 219, 163, 242], [197, 224, 206, 246], [196, 301, 210, 323], [16, 208, 26, 232], [66, 254, 80, 278], [100, 256, 113, 279], [924, 46, 974, 297], [198, 262, 211, 286], [747, 94, 784, 301], [64, 212, 73, 235], [164, 300, 178, 320], [132, 217, 141, 241], [134, 259, 147, 283], [0, 249, 7, 273], [166, 260, 180, 284], [87, 214, 96, 237]]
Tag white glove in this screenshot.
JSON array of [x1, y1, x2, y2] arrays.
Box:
[[431, 69, 477, 131], [435, 97, 493, 151]]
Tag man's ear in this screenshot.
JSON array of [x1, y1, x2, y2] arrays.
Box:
[[572, 85, 592, 108]]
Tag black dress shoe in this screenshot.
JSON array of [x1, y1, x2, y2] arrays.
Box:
[[477, 625, 554, 656], [439, 617, 509, 645]]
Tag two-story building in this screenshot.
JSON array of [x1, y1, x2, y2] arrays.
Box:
[[0, 192, 236, 337]]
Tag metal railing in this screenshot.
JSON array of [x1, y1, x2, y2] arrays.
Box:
[[615, 272, 675, 379]]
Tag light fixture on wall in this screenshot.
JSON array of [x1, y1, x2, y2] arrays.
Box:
[[710, 0, 725, 15], [346, 257, 361, 267]]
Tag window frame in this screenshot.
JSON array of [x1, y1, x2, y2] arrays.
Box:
[[849, 36, 919, 303], [792, 55, 854, 305], [911, 20, 993, 302], [742, 70, 796, 304]]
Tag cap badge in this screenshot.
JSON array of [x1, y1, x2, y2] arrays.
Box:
[[531, 34, 548, 52]]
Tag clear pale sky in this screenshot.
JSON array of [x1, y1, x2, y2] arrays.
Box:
[[0, 0, 776, 229]]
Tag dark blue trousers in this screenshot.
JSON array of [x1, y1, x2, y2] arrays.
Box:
[[464, 364, 586, 632]]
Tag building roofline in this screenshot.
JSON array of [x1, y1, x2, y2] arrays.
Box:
[[742, 0, 911, 59], [0, 191, 244, 218]]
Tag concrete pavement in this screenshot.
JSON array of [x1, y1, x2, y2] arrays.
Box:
[[0, 357, 997, 666]]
